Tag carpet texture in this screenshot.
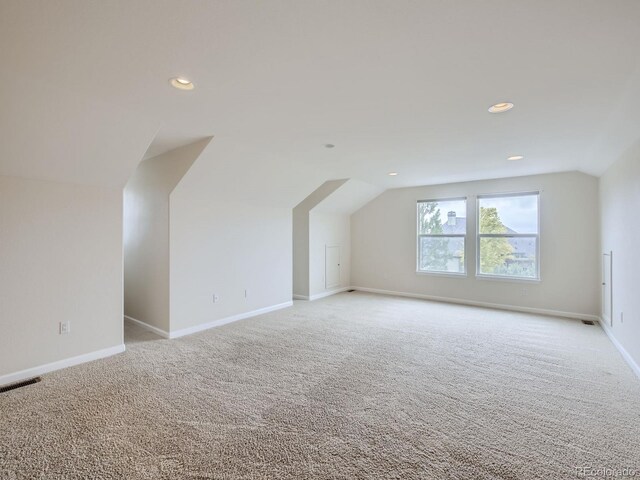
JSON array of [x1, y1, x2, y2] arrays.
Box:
[[1, 292, 639, 479]]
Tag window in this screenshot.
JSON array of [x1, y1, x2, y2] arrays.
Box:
[[477, 192, 539, 280], [417, 198, 466, 274]]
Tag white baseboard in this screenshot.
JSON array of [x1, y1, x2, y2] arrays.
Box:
[[0, 344, 125, 387], [352, 286, 601, 322], [293, 287, 352, 302], [309, 287, 352, 301], [169, 301, 293, 339], [599, 318, 640, 380], [124, 315, 170, 339]]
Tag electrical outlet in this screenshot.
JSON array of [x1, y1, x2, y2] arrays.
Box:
[[213, 294, 219, 303], [621, 312, 624, 323], [59, 321, 71, 335], [521, 288, 528, 297]]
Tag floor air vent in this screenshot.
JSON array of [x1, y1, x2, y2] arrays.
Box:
[[0, 377, 41, 394], [581, 320, 595, 326]]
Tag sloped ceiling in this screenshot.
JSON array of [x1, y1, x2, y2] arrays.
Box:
[[313, 180, 384, 215], [1, 1, 640, 199], [137, 137, 213, 194], [0, 75, 159, 189], [294, 180, 349, 213]]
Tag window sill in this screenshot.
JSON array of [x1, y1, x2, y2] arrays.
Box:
[[475, 274, 541, 284], [416, 271, 467, 279]]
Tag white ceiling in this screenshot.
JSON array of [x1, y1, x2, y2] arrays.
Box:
[[1, 1, 639, 202], [313, 180, 384, 215]]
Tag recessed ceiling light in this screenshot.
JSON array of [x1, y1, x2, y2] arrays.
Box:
[[324, 144, 335, 149], [488, 102, 514, 113], [170, 77, 195, 90], [388, 172, 398, 176], [507, 155, 524, 161]]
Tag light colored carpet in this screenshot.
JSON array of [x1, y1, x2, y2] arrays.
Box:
[[1, 292, 639, 479]]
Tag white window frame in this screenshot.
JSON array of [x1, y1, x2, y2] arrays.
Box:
[[416, 197, 467, 277], [476, 191, 540, 282]]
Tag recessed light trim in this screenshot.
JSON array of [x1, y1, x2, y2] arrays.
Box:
[[507, 155, 524, 161], [388, 172, 398, 176], [170, 77, 195, 90], [488, 102, 514, 113]]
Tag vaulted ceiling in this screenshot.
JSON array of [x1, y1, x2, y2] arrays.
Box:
[[1, 1, 639, 204]]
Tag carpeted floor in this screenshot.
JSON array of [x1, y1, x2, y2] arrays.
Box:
[[1, 292, 639, 479]]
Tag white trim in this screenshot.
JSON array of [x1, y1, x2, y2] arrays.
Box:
[[476, 191, 541, 283], [169, 301, 293, 339], [476, 274, 541, 284], [416, 198, 468, 276], [325, 244, 341, 290], [293, 287, 352, 302], [601, 251, 613, 327], [418, 196, 467, 203], [352, 286, 600, 322], [416, 271, 467, 279], [599, 317, 640, 380], [0, 344, 126, 387], [309, 286, 352, 301], [124, 315, 170, 338]]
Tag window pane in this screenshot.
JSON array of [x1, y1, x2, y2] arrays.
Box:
[[419, 236, 465, 273], [479, 194, 538, 234], [479, 237, 537, 278], [418, 199, 466, 235]]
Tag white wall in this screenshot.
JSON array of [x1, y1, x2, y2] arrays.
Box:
[[292, 180, 347, 298], [292, 207, 310, 298], [309, 211, 351, 297], [169, 195, 292, 333], [599, 140, 640, 370], [126, 137, 292, 337], [0, 175, 123, 378], [123, 140, 209, 333], [351, 171, 600, 318]]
